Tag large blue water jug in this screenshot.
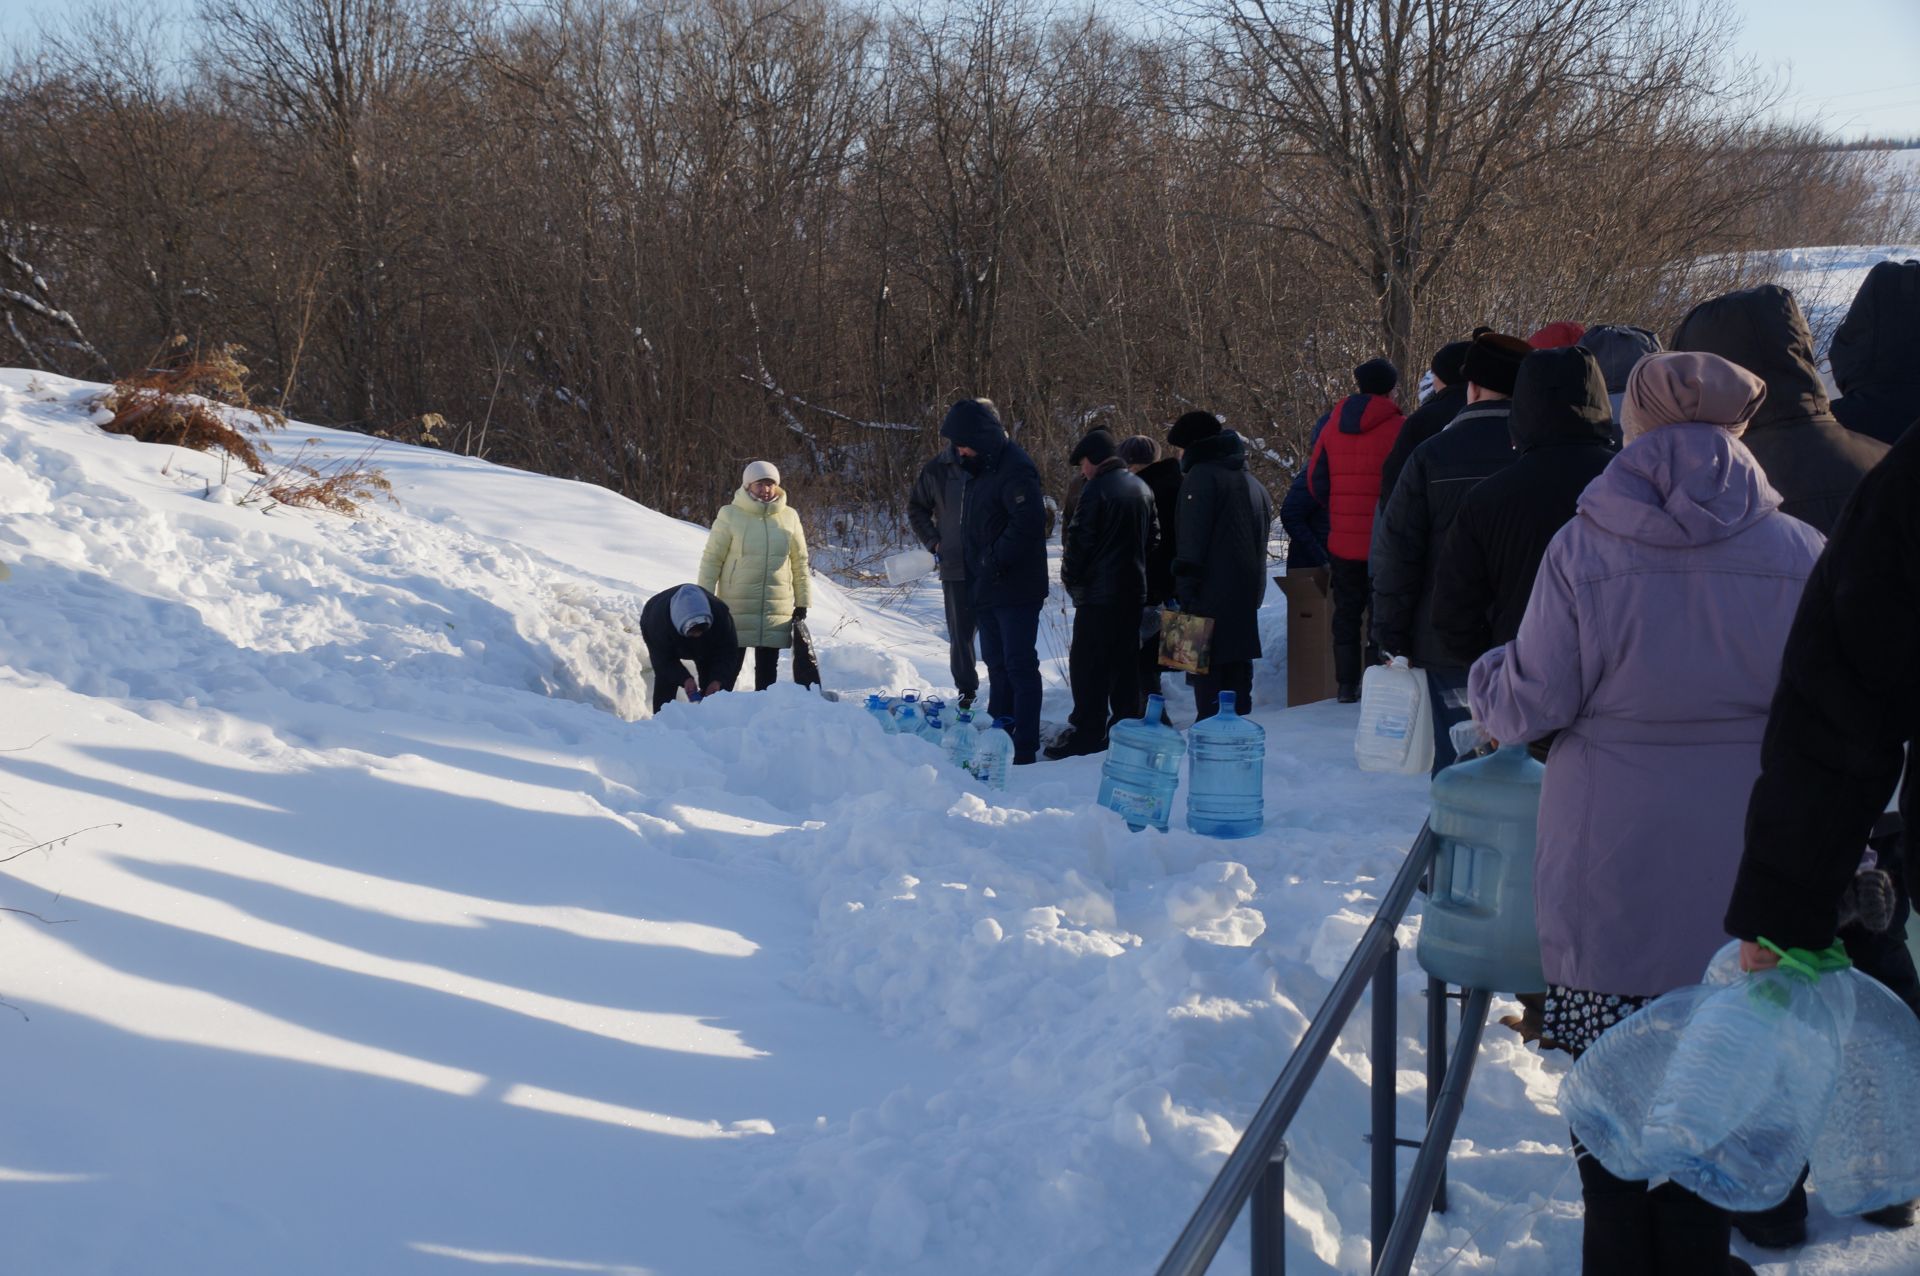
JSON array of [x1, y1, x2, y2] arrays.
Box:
[[1810, 970, 1920, 1214], [1098, 693, 1186, 832], [893, 691, 924, 737], [1186, 692, 1263, 838], [944, 710, 979, 770], [866, 693, 899, 734], [972, 716, 1015, 791], [1416, 745, 1547, 993], [921, 711, 945, 748]]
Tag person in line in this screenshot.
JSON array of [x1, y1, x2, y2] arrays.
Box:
[[1377, 339, 1470, 514], [1470, 351, 1824, 1276], [1431, 345, 1616, 669], [1370, 330, 1529, 772], [1278, 420, 1331, 572], [1049, 430, 1156, 758], [1579, 323, 1662, 440], [640, 584, 744, 715], [1305, 358, 1404, 701], [1166, 410, 1274, 720], [1122, 433, 1181, 709], [697, 460, 812, 692], [1526, 320, 1586, 349], [940, 397, 1048, 765], [907, 438, 978, 710], [1828, 257, 1920, 446]]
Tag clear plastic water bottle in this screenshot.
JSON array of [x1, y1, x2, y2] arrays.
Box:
[[892, 690, 923, 737], [944, 710, 979, 770], [865, 693, 899, 734], [1186, 691, 1263, 838], [923, 695, 946, 727], [1416, 744, 1547, 994], [1810, 970, 1920, 1214], [1098, 693, 1186, 832], [922, 711, 945, 749], [971, 716, 1015, 791]]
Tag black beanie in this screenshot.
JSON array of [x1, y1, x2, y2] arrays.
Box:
[[1069, 429, 1118, 465], [1429, 340, 1472, 386], [1166, 410, 1223, 448], [1354, 358, 1399, 396], [1461, 332, 1531, 396]]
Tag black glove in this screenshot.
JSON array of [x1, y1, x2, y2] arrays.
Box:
[[792, 606, 808, 621]]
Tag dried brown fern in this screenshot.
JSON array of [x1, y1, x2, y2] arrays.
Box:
[[250, 442, 394, 517], [93, 342, 284, 470]]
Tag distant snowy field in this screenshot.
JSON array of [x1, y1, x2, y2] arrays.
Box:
[[1, 226, 1917, 1276]]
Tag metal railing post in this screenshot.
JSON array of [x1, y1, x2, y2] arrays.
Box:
[[1250, 1145, 1287, 1276], [1426, 975, 1449, 1214], [1370, 940, 1398, 1260]]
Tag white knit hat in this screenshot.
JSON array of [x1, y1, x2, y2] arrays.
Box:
[[743, 460, 780, 487]]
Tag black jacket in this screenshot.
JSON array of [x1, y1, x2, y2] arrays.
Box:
[[1279, 416, 1331, 569], [640, 587, 743, 707], [1369, 399, 1517, 666], [1830, 258, 1920, 447], [1062, 458, 1156, 607], [907, 446, 970, 582], [1724, 423, 1918, 950], [1136, 456, 1184, 603], [939, 401, 1049, 610], [1672, 284, 1888, 535], [1431, 348, 1617, 667], [1378, 382, 1467, 511], [1173, 430, 1275, 666]]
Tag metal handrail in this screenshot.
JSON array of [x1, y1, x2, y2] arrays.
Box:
[[1155, 820, 1496, 1276]]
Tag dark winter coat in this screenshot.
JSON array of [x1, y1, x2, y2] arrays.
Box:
[[1279, 417, 1331, 570], [907, 447, 970, 582], [1136, 456, 1185, 603], [640, 587, 744, 705], [1830, 258, 1920, 447], [1369, 399, 1518, 667], [1062, 458, 1156, 608], [1672, 284, 1888, 535], [939, 401, 1050, 610], [1173, 430, 1275, 666], [1378, 382, 1468, 512], [1307, 393, 1404, 561], [1431, 349, 1617, 667], [1725, 422, 1920, 951]]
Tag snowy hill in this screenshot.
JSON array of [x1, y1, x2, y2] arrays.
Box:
[[2, 367, 1916, 1276]]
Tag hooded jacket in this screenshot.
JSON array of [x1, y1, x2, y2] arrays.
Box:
[[907, 446, 970, 582], [640, 586, 744, 710], [1173, 430, 1275, 666], [1279, 416, 1332, 569], [1431, 348, 1617, 666], [939, 401, 1049, 610], [1306, 393, 1405, 560], [1470, 424, 1825, 996], [698, 486, 813, 649], [1378, 382, 1468, 513], [1671, 284, 1888, 534], [1369, 399, 1518, 666], [1830, 258, 1920, 446], [1135, 455, 1185, 602], [1580, 324, 1662, 440], [1725, 423, 1920, 950], [1062, 457, 1156, 607]]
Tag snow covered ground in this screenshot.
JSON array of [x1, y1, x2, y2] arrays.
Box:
[[1, 356, 1916, 1276]]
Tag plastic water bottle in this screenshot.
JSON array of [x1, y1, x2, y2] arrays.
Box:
[[1186, 691, 1263, 838], [971, 716, 1015, 791], [923, 695, 947, 727], [1098, 693, 1186, 832], [922, 711, 945, 750], [865, 693, 899, 734], [944, 710, 979, 771], [1416, 745, 1547, 994], [1810, 970, 1920, 1214], [893, 691, 923, 737], [1356, 656, 1433, 774]]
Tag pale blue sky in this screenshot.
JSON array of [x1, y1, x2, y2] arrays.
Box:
[[3, 0, 1918, 139]]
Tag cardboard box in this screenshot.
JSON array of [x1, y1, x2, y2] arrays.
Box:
[[1276, 567, 1339, 707]]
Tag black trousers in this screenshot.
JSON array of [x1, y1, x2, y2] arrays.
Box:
[[942, 579, 980, 696], [1139, 626, 1165, 704], [1328, 554, 1374, 689], [1191, 661, 1253, 720], [1575, 1133, 1731, 1274], [1066, 601, 1143, 746], [726, 646, 780, 692]]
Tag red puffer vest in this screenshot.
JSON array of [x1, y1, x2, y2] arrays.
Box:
[[1308, 393, 1405, 561]]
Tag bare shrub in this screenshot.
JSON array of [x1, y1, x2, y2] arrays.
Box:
[[94, 343, 284, 469]]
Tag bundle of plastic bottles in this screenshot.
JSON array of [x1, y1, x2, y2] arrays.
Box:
[[1560, 939, 1920, 1213], [862, 690, 1012, 790]]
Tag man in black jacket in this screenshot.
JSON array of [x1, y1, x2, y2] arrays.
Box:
[[1167, 410, 1275, 720], [641, 584, 744, 715], [1672, 284, 1887, 535], [1829, 258, 1920, 446], [1049, 430, 1157, 758], [1370, 330, 1529, 772], [940, 397, 1048, 764], [1431, 346, 1616, 667], [1123, 434, 1182, 706], [1376, 339, 1471, 513], [907, 443, 977, 708]]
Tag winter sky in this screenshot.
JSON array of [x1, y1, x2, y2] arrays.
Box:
[[1, 0, 1917, 141]]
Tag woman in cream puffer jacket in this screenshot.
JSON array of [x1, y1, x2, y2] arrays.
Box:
[[697, 460, 812, 690]]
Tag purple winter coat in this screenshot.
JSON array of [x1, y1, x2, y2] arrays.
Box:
[[1468, 424, 1825, 997]]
